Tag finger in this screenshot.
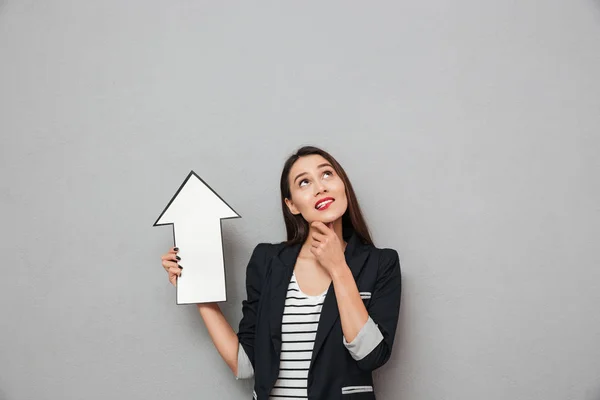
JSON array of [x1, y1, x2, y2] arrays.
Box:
[[168, 270, 179, 286], [162, 253, 181, 261], [162, 260, 179, 271], [311, 221, 327, 233], [310, 240, 321, 248], [168, 266, 182, 277], [311, 231, 327, 242], [327, 223, 341, 239], [311, 221, 329, 235], [161, 253, 181, 262], [169, 246, 180, 254]]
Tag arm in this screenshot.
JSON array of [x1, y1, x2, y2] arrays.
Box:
[[195, 243, 267, 379], [196, 303, 240, 375], [332, 249, 402, 371], [331, 265, 370, 343]]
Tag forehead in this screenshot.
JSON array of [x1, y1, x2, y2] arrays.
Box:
[[289, 154, 331, 176]]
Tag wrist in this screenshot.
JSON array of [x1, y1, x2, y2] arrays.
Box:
[[330, 262, 350, 280], [197, 302, 219, 313]]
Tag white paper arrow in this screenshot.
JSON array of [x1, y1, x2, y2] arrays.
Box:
[[153, 170, 240, 304]]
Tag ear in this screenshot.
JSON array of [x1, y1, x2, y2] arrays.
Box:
[[284, 198, 301, 215]]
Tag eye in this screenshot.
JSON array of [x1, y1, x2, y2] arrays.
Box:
[[298, 170, 333, 187]]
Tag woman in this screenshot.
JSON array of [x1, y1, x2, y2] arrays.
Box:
[[160, 146, 402, 399]]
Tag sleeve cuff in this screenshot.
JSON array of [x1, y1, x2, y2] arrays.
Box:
[[235, 343, 255, 380], [342, 316, 384, 361]]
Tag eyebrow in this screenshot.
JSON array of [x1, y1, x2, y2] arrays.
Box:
[[293, 163, 333, 184]]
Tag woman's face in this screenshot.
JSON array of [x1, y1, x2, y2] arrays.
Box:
[[285, 154, 348, 224]]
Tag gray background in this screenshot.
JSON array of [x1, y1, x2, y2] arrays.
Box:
[[1, 1, 599, 399]]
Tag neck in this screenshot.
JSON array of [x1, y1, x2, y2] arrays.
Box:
[[328, 218, 344, 242]]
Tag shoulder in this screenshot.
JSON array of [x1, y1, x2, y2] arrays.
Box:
[[378, 247, 400, 266], [248, 241, 287, 265], [252, 240, 285, 249], [250, 242, 273, 255], [248, 243, 273, 263], [364, 244, 401, 274], [245, 242, 288, 279], [245, 242, 281, 280]]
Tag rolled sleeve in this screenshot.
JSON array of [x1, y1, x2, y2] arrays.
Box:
[[343, 316, 384, 361], [235, 343, 255, 380], [353, 249, 402, 371]]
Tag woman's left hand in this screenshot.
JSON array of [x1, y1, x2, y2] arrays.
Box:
[[310, 221, 347, 275]]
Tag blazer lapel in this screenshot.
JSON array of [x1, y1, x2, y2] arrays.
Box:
[[269, 242, 300, 356], [310, 231, 371, 367]]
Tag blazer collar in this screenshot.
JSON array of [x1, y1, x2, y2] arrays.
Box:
[[268, 228, 371, 361]]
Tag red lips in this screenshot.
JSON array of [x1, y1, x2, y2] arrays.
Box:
[[315, 197, 335, 210]]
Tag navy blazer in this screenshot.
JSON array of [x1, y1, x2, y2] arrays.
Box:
[[237, 229, 402, 400]]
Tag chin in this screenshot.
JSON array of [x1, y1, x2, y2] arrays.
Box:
[[317, 212, 344, 224]]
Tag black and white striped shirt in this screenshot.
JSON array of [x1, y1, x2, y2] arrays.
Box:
[[268, 271, 327, 399]]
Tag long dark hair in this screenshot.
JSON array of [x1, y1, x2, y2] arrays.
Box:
[[280, 146, 373, 246]]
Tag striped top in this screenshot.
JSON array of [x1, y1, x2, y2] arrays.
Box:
[[268, 271, 328, 400]]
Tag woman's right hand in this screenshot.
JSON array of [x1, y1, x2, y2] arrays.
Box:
[[161, 246, 182, 286]]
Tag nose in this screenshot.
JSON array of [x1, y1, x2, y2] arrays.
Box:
[[315, 182, 327, 196]]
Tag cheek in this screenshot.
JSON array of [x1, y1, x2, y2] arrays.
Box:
[[340, 195, 349, 210], [296, 192, 315, 212], [337, 188, 349, 208], [334, 182, 347, 199]]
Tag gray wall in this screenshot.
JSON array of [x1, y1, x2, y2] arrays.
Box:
[[1, 1, 599, 399]]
